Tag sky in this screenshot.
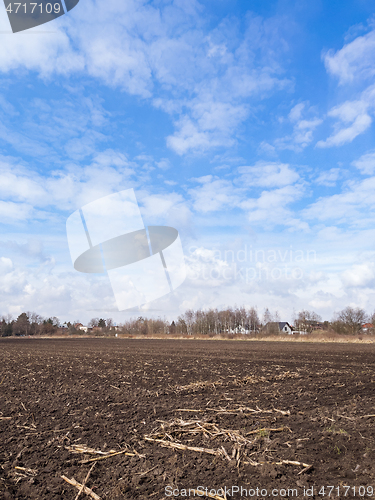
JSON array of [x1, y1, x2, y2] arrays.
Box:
[[0, 0, 375, 324]]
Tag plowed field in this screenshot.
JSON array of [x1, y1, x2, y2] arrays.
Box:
[[1, 338, 375, 499]]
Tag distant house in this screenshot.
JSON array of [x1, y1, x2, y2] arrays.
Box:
[[310, 321, 324, 331], [278, 322, 293, 334], [263, 322, 293, 335], [362, 323, 374, 332], [228, 325, 249, 335], [74, 323, 89, 333], [293, 321, 325, 334]]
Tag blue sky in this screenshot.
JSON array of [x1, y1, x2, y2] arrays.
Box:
[[0, 0, 375, 324]]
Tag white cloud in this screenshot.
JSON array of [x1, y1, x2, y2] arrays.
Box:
[[0, 121, 53, 159], [274, 102, 322, 151], [0, 239, 47, 263], [95, 4, 292, 154], [292, 118, 323, 146], [308, 299, 333, 310], [318, 29, 375, 148], [165, 69, 289, 154], [0, 151, 137, 220], [316, 85, 375, 148], [0, 200, 35, 222], [0, 9, 83, 77], [303, 175, 375, 226], [156, 159, 171, 170], [0, 95, 18, 116], [258, 141, 277, 156], [64, 130, 108, 160], [178, 237, 354, 322], [0, 160, 45, 204], [315, 168, 341, 186], [317, 225, 344, 242], [139, 191, 188, 221], [237, 162, 300, 188], [341, 263, 375, 288], [195, 100, 248, 132], [166, 116, 234, 155], [188, 176, 240, 213], [319, 113, 371, 147], [240, 184, 308, 230], [166, 99, 250, 155], [352, 150, 375, 175], [187, 163, 305, 230], [0, 257, 13, 273], [0, 259, 118, 321], [0, 1, 292, 155], [185, 247, 233, 289], [288, 102, 305, 122], [323, 29, 375, 85], [0, 93, 112, 167]]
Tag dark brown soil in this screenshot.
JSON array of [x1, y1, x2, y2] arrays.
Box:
[[1, 338, 375, 499]]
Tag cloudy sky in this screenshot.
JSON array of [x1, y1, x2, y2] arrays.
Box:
[[0, 0, 375, 324]]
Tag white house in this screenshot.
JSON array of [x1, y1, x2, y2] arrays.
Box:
[[278, 322, 293, 334], [263, 322, 293, 334], [228, 325, 249, 334], [74, 323, 89, 333]]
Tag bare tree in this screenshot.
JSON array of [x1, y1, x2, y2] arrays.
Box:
[[261, 308, 280, 335], [29, 312, 43, 335], [183, 310, 195, 335], [295, 310, 322, 334], [332, 306, 367, 335], [176, 317, 187, 335], [365, 312, 375, 334], [247, 307, 260, 332], [40, 317, 59, 335], [262, 308, 273, 326], [88, 318, 99, 328]]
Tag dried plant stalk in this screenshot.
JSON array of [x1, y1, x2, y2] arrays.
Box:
[[74, 463, 96, 500], [245, 427, 290, 436], [61, 475, 101, 500], [14, 466, 38, 476], [276, 459, 312, 468], [67, 445, 117, 455], [144, 437, 222, 456], [80, 449, 137, 464]]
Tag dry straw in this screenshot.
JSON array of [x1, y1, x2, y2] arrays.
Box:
[[144, 414, 312, 472]]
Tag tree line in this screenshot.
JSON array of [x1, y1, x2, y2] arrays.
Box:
[[1, 305, 374, 337], [0, 312, 60, 337]]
